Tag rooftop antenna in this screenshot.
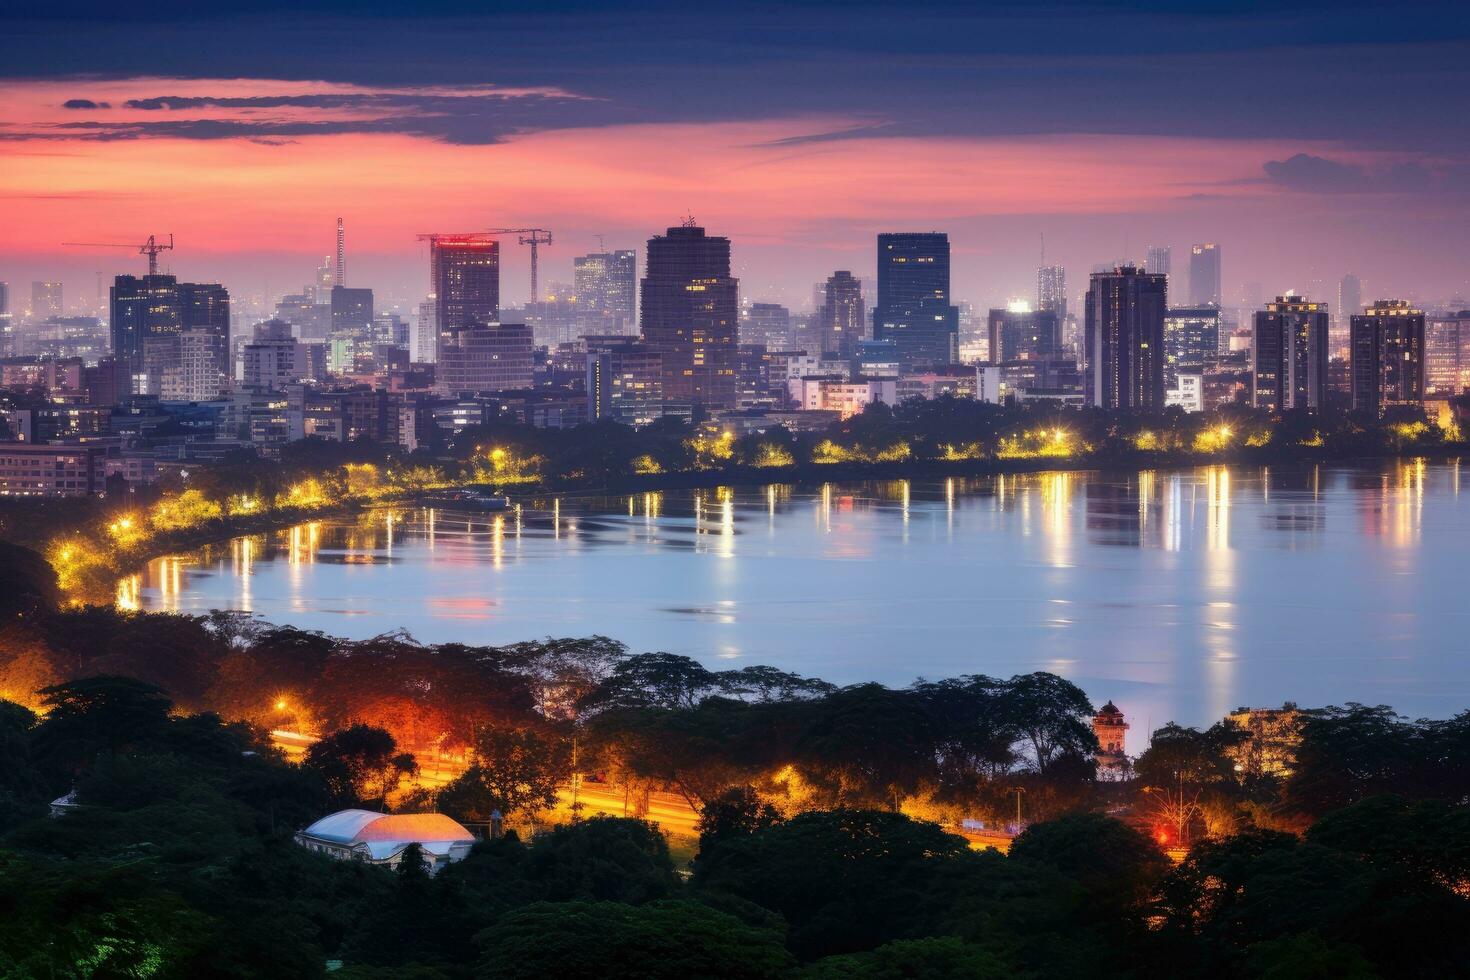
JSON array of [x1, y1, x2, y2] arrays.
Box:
[[595, 233, 606, 253], [682, 212, 697, 228]]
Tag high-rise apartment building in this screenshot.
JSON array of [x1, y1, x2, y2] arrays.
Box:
[[0, 283, 11, 357], [1084, 266, 1167, 410], [819, 271, 865, 357], [1163, 307, 1221, 389], [1188, 243, 1221, 307], [426, 234, 500, 340], [874, 232, 959, 369], [1037, 265, 1066, 321], [1350, 300, 1425, 414], [1145, 245, 1172, 278], [639, 221, 740, 411], [1252, 294, 1330, 411], [573, 250, 637, 334]]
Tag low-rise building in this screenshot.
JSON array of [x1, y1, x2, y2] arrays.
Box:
[[294, 809, 476, 874], [0, 442, 109, 496]]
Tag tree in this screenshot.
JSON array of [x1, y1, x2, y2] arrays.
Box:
[[579, 652, 726, 713], [1009, 813, 1170, 913], [993, 672, 1096, 774], [697, 786, 784, 856], [800, 937, 1009, 980], [693, 809, 973, 959], [473, 900, 794, 980], [437, 722, 569, 823], [793, 684, 941, 809], [304, 724, 417, 809], [1281, 704, 1422, 819], [30, 676, 173, 789]]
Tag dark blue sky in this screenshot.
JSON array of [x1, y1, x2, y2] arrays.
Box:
[[2, 0, 1467, 310]]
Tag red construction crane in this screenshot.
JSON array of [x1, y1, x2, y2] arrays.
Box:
[[62, 234, 175, 275]]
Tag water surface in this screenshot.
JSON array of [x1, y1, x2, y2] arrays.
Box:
[[126, 461, 1468, 751]]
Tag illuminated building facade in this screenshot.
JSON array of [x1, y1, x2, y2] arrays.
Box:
[[1425, 311, 1470, 397], [573, 249, 636, 334], [874, 232, 959, 369], [1350, 300, 1425, 414], [1084, 266, 1167, 410], [740, 302, 792, 351], [1252, 294, 1329, 411], [1037, 265, 1067, 324], [1163, 306, 1221, 389], [1145, 245, 1172, 278], [640, 222, 740, 411], [1093, 701, 1129, 777], [586, 336, 664, 426]]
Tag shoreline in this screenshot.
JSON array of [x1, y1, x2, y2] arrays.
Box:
[[92, 443, 1462, 603]]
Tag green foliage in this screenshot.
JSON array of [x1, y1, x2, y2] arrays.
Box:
[[799, 936, 1011, 979], [437, 722, 570, 822], [1009, 812, 1171, 912], [303, 723, 416, 809], [473, 900, 795, 980]]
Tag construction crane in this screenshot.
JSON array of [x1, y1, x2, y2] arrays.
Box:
[[417, 228, 552, 305], [62, 234, 175, 275], [489, 228, 552, 305]]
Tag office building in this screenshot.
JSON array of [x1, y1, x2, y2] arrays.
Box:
[[0, 443, 108, 496], [110, 275, 230, 399], [430, 235, 500, 330], [1145, 245, 1172, 278], [741, 303, 792, 351], [1084, 266, 1167, 410], [819, 271, 865, 357], [874, 233, 959, 369], [1188, 243, 1221, 307], [574, 250, 637, 334], [1252, 294, 1330, 411], [586, 336, 663, 426], [1163, 307, 1221, 389], [275, 292, 332, 341], [987, 306, 1061, 363], [31, 281, 63, 319], [1350, 300, 1425, 414], [1425, 311, 1470, 397], [435, 322, 534, 396], [639, 221, 740, 411]]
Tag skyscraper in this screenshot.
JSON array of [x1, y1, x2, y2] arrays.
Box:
[[31, 281, 63, 319], [1425, 312, 1470, 397], [1084, 266, 1167, 410], [1037, 265, 1067, 322], [819, 270, 865, 357], [874, 232, 959, 369], [1145, 245, 1172, 278], [0, 283, 11, 357], [1335, 273, 1362, 352], [1163, 307, 1221, 388], [987, 307, 1061, 363], [574, 249, 637, 334], [435, 322, 534, 395], [427, 234, 500, 335], [1350, 300, 1425, 414], [1252, 294, 1329, 411], [110, 274, 229, 398], [639, 221, 740, 411], [1188, 243, 1221, 307]]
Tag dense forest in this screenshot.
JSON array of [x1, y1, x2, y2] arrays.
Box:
[[1, 538, 1469, 977]]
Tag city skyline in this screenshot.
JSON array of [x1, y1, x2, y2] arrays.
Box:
[[2, 1, 1469, 309]]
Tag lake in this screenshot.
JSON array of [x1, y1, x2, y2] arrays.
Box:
[[124, 460, 1468, 752]]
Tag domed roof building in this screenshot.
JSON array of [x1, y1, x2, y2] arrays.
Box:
[[295, 809, 476, 873], [1093, 700, 1130, 778]]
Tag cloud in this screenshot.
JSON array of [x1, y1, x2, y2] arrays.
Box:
[[5, 78, 614, 146], [1261, 153, 1438, 193]]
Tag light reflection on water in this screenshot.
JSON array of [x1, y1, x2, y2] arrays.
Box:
[[131, 461, 1469, 751]]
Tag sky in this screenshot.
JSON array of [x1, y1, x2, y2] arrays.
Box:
[[2, 0, 1468, 317]]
